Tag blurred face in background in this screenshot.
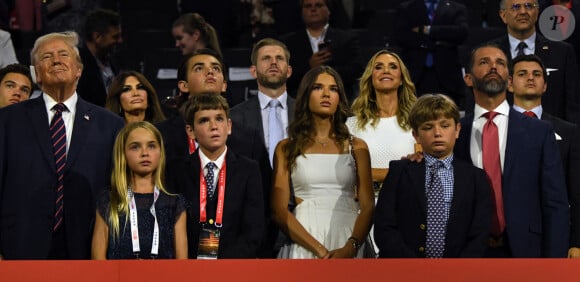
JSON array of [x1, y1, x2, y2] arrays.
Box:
[[172, 25, 201, 56], [0, 73, 32, 108]]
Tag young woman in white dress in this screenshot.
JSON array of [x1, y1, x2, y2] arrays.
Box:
[[272, 66, 374, 259]]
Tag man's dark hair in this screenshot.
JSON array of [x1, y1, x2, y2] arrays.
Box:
[[83, 9, 121, 42], [0, 64, 33, 86], [177, 48, 227, 82], [466, 42, 506, 74], [508, 54, 547, 78]]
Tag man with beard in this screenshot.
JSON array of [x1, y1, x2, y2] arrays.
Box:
[[230, 38, 295, 258], [231, 38, 295, 167], [454, 44, 569, 258], [76, 9, 123, 107], [509, 54, 580, 258]]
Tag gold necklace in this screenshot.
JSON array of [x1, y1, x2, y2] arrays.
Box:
[[316, 138, 331, 147]]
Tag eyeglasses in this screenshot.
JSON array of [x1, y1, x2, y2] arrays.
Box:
[[303, 3, 325, 9], [506, 2, 539, 11]]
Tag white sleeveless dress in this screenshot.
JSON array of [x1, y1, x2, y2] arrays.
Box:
[[278, 153, 364, 258]]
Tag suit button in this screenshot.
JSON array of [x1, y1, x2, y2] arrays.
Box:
[[419, 247, 425, 252], [420, 224, 426, 230]]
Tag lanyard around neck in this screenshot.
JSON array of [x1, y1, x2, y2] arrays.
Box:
[[199, 157, 227, 227], [128, 186, 160, 258]]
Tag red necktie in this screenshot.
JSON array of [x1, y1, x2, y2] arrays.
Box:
[[523, 111, 537, 118], [482, 111, 505, 236]]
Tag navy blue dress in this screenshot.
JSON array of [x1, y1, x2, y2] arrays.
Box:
[[98, 191, 187, 259]]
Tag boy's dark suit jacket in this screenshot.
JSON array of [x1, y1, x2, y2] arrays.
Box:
[[455, 109, 569, 257], [374, 158, 491, 258], [165, 150, 264, 258], [0, 96, 123, 259], [542, 113, 580, 247]]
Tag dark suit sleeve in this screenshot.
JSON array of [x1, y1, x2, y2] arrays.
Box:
[[540, 125, 570, 257], [231, 159, 265, 257], [0, 108, 6, 255], [563, 44, 580, 125], [567, 125, 580, 247], [374, 160, 417, 258], [458, 167, 491, 257]]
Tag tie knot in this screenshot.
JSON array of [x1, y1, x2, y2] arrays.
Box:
[[523, 111, 537, 118], [483, 111, 499, 120], [52, 103, 67, 114], [269, 99, 280, 108], [430, 161, 444, 170], [206, 162, 217, 171]]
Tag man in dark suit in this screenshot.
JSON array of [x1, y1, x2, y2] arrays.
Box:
[[165, 93, 264, 258], [231, 38, 296, 167], [456, 43, 569, 257], [375, 94, 491, 258], [508, 54, 580, 258], [77, 9, 122, 107], [394, 0, 469, 104], [0, 32, 124, 259], [279, 0, 361, 101], [489, 0, 580, 125], [230, 38, 295, 258]]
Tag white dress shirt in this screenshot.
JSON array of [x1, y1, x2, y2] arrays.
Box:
[[199, 146, 228, 189], [470, 100, 510, 172], [43, 93, 78, 154]]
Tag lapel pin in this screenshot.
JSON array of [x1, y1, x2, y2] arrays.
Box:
[[542, 46, 548, 50], [84, 114, 90, 121]]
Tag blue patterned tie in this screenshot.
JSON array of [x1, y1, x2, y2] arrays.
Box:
[[51, 103, 67, 231], [205, 162, 217, 198], [268, 99, 283, 166], [426, 161, 446, 258]]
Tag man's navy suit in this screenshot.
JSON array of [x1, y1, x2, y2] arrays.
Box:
[[230, 95, 296, 155], [374, 158, 491, 258], [491, 34, 580, 125], [455, 109, 569, 257], [542, 113, 580, 248], [0, 96, 123, 259], [165, 150, 264, 258]]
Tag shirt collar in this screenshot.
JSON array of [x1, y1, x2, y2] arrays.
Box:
[[513, 104, 543, 119], [306, 23, 329, 40], [474, 100, 510, 120], [508, 32, 536, 56], [43, 92, 78, 114], [199, 146, 227, 170], [258, 91, 288, 110], [424, 152, 453, 169]]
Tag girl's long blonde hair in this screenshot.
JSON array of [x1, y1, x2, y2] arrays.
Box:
[[350, 50, 417, 131], [108, 121, 169, 240]]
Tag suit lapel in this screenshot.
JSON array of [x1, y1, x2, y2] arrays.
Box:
[[503, 109, 526, 192], [287, 96, 296, 123], [248, 97, 265, 141], [456, 114, 474, 164], [409, 162, 427, 213], [188, 153, 202, 216], [65, 99, 91, 171], [27, 96, 55, 171], [449, 159, 466, 222], [534, 34, 551, 58]]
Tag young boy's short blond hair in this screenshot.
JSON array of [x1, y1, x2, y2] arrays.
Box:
[[408, 94, 460, 132], [182, 93, 230, 127]]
